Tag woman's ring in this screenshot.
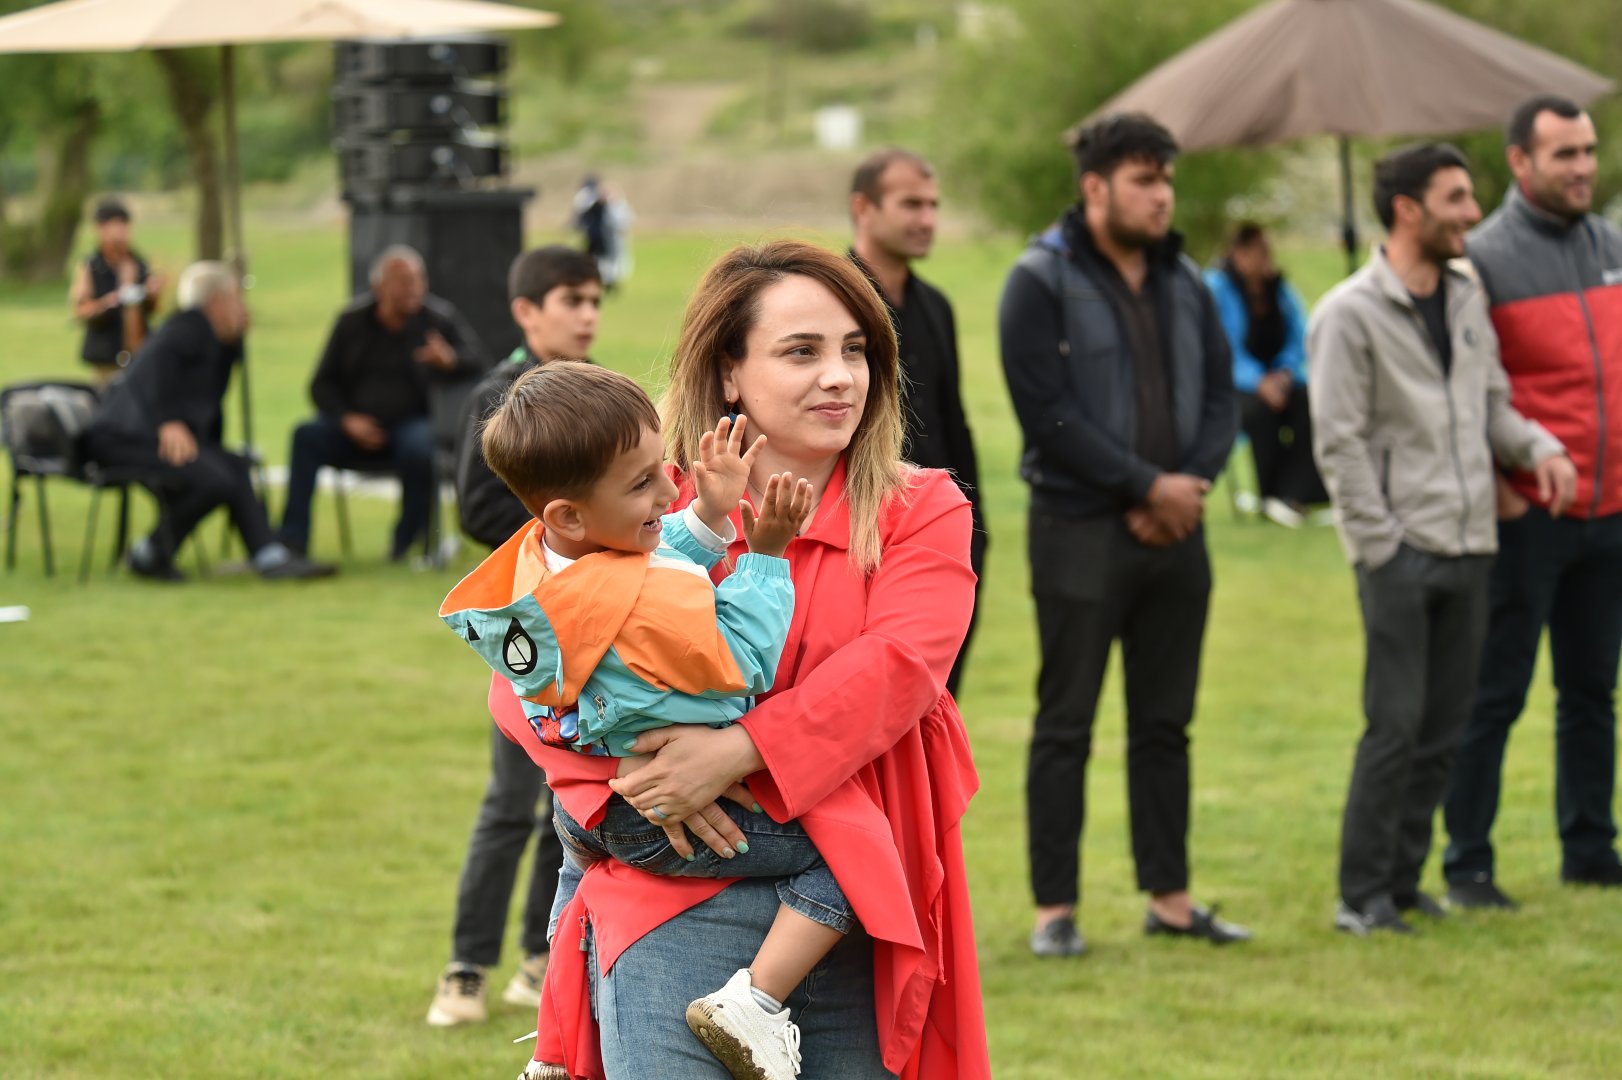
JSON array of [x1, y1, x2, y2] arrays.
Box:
[[652, 805, 669, 821]]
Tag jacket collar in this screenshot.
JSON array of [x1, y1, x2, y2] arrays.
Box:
[[1365, 243, 1475, 311], [1505, 182, 1585, 237], [1052, 203, 1187, 271]]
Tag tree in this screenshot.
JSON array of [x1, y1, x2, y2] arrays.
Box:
[[152, 48, 224, 261], [0, 52, 101, 282]]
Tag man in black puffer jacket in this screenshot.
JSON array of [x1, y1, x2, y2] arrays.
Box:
[[999, 113, 1243, 958]]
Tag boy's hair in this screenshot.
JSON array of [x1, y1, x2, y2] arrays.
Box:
[[1069, 112, 1179, 182], [1371, 142, 1471, 230], [508, 245, 601, 305], [480, 361, 660, 514]]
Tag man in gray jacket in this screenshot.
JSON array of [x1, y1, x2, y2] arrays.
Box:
[[1309, 143, 1576, 935]]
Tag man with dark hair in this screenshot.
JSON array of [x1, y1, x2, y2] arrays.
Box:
[[1205, 222, 1326, 525], [999, 112, 1247, 956], [1310, 143, 1575, 935], [848, 147, 984, 695], [86, 262, 334, 582], [69, 198, 166, 385], [1442, 95, 1622, 906], [278, 245, 486, 561], [427, 244, 602, 1028]]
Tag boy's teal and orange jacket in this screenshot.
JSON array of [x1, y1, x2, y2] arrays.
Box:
[[438, 510, 793, 756]]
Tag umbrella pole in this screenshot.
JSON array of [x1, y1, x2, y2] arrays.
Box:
[[219, 44, 261, 504], [1340, 135, 1358, 275]]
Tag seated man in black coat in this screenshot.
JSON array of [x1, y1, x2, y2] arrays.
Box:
[[86, 261, 333, 581], [278, 245, 486, 560]]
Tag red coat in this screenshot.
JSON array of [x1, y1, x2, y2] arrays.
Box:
[[489, 462, 990, 1079]]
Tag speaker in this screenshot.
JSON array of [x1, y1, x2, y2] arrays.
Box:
[[334, 85, 506, 134], [335, 38, 507, 85], [347, 188, 534, 364], [338, 132, 507, 190]]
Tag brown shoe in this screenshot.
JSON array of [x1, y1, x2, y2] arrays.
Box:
[[426, 963, 487, 1027], [502, 952, 548, 1008]]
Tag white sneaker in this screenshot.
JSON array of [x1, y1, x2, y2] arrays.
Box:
[[1262, 497, 1305, 528], [502, 953, 547, 1008], [685, 969, 802, 1080], [426, 963, 488, 1026]]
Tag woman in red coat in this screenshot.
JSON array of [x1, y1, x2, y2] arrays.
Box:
[[494, 239, 989, 1079]]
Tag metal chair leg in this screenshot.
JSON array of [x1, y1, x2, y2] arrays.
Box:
[[333, 469, 353, 558], [4, 468, 18, 571], [36, 474, 54, 578], [80, 484, 103, 584], [111, 485, 131, 570]]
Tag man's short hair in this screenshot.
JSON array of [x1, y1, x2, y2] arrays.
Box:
[[1069, 112, 1179, 181], [93, 198, 130, 225], [368, 244, 425, 286], [480, 361, 660, 513], [176, 261, 238, 311], [508, 245, 601, 306], [1507, 94, 1584, 153], [850, 148, 934, 205], [1371, 142, 1471, 230]]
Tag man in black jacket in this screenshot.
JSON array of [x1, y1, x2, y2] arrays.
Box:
[[86, 262, 332, 581], [428, 245, 602, 1028], [999, 113, 1245, 956], [849, 148, 985, 696], [278, 245, 485, 560]]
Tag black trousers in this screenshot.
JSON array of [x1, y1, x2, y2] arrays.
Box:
[[1444, 509, 1622, 882], [1026, 511, 1211, 905], [1339, 546, 1492, 909], [945, 523, 988, 698], [1239, 385, 1327, 505], [450, 723, 565, 965], [87, 431, 274, 562]]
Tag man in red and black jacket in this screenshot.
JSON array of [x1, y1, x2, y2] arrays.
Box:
[[1444, 95, 1622, 906]]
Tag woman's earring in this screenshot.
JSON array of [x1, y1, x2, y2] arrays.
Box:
[[725, 398, 740, 423]]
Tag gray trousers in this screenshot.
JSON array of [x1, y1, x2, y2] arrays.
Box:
[[1339, 545, 1492, 909]]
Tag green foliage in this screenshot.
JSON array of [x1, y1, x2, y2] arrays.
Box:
[[933, 0, 1278, 253], [733, 0, 876, 54]]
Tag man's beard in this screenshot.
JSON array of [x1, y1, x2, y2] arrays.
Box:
[[1528, 172, 1589, 222], [1104, 204, 1164, 251]]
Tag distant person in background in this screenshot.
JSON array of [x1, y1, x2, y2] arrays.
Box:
[[1205, 222, 1326, 526], [427, 245, 602, 1029], [277, 245, 485, 562], [70, 198, 166, 385], [85, 261, 334, 582], [1309, 143, 1574, 936], [1443, 95, 1622, 906], [600, 182, 635, 292], [572, 175, 610, 279], [848, 147, 984, 695]]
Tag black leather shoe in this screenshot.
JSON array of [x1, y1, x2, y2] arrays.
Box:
[[1144, 904, 1252, 944], [1029, 915, 1087, 958], [1445, 874, 1519, 910], [1334, 897, 1414, 936], [127, 545, 184, 582], [1394, 891, 1447, 919], [1561, 863, 1622, 887]]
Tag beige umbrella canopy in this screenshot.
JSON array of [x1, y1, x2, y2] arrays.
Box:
[[1086, 0, 1614, 269]]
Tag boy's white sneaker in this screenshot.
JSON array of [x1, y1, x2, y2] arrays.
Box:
[[685, 968, 802, 1080]]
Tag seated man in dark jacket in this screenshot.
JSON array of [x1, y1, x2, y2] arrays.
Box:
[[86, 261, 333, 581], [278, 245, 485, 560], [427, 245, 601, 1027]]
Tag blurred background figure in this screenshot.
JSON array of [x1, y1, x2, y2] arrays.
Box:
[[1205, 223, 1326, 527], [599, 182, 635, 292], [69, 197, 165, 386]]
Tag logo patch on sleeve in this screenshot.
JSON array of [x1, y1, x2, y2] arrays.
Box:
[[502, 618, 538, 675]]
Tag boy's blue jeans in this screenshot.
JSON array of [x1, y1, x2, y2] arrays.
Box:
[[547, 793, 853, 944]]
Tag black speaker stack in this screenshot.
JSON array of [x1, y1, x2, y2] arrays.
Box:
[[334, 37, 533, 362]]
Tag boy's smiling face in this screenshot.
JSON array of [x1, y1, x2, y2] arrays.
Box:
[[545, 424, 679, 558]]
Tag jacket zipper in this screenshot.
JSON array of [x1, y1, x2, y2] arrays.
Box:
[[1570, 236, 1607, 517], [1407, 303, 1471, 549]]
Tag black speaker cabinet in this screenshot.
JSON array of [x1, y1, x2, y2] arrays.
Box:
[[337, 132, 507, 191], [335, 38, 507, 85], [334, 85, 506, 135], [346, 188, 534, 363]]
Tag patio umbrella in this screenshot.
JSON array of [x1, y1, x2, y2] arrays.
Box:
[[1086, 0, 1614, 272], [0, 0, 556, 471]]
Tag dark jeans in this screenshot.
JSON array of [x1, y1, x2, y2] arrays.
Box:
[[450, 724, 564, 966], [86, 431, 274, 562], [1026, 511, 1211, 905], [1239, 385, 1327, 505], [1443, 509, 1622, 882], [1339, 545, 1492, 909], [553, 792, 853, 934], [279, 414, 435, 556]]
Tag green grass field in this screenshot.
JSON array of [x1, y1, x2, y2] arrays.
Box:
[[3, 223, 1619, 1079]]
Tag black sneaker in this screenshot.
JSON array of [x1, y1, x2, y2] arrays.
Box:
[[259, 554, 338, 581], [1029, 915, 1087, 958], [1144, 903, 1253, 945], [127, 544, 184, 582], [1445, 873, 1519, 910], [1334, 897, 1414, 936], [1561, 863, 1622, 887], [1394, 891, 1447, 919]]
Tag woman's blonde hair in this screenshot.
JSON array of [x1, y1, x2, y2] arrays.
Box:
[[661, 240, 907, 573]]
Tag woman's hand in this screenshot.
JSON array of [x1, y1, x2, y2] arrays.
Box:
[[691, 415, 766, 536], [655, 784, 762, 861], [608, 724, 764, 822]]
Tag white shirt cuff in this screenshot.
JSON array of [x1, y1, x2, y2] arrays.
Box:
[[682, 506, 735, 552]]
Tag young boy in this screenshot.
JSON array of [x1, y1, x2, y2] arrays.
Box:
[[439, 362, 845, 1080]]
